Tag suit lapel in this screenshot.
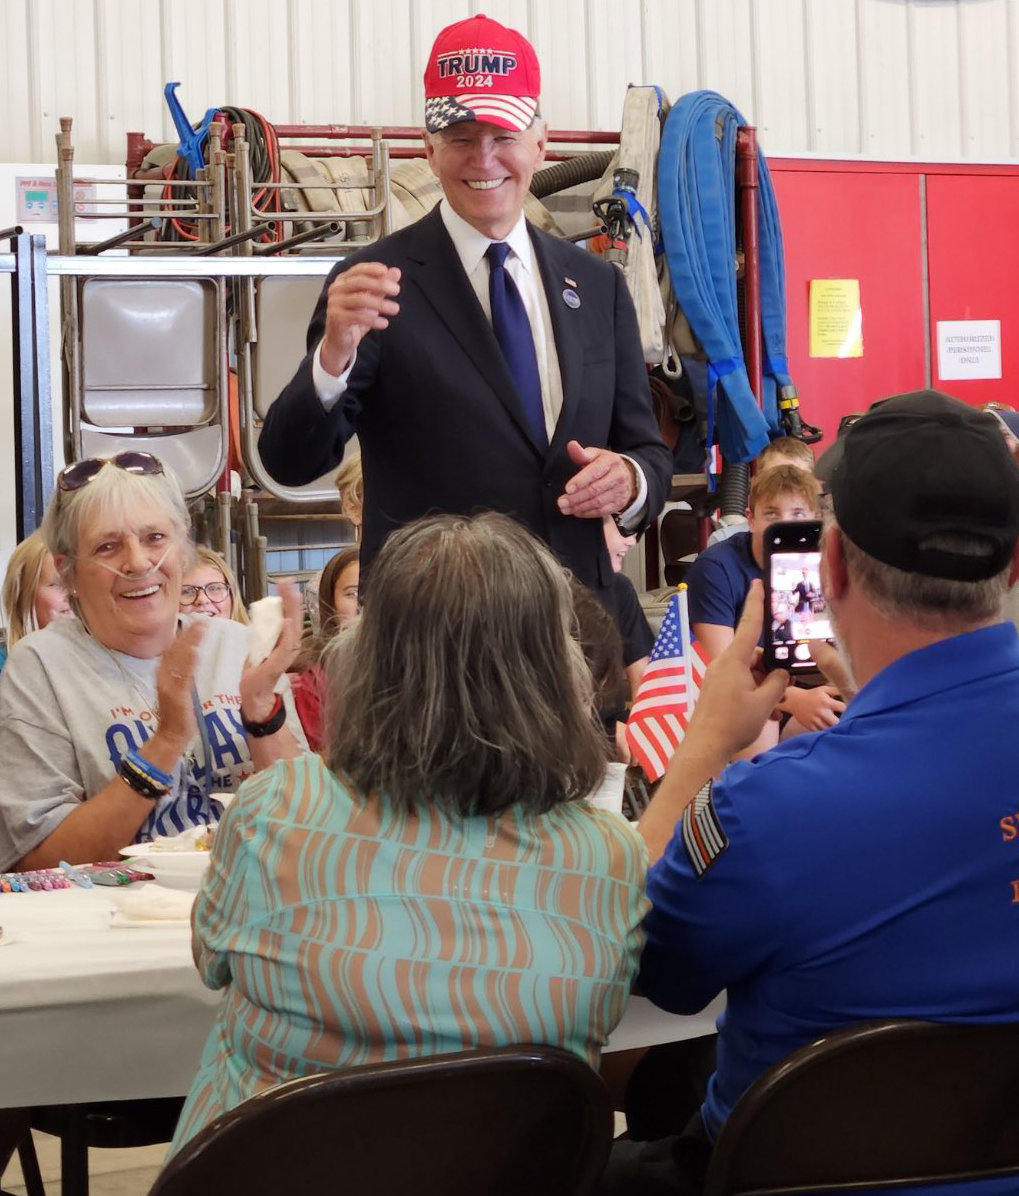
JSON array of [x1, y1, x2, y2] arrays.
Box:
[[406, 208, 544, 457], [530, 226, 584, 457]]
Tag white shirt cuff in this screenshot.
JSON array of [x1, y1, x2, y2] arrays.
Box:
[[615, 457, 649, 529], [312, 340, 356, 411]]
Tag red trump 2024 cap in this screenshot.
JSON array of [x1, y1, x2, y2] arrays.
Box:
[[424, 14, 541, 134]]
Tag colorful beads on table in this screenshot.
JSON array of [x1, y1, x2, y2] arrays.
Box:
[[0, 870, 71, 892]]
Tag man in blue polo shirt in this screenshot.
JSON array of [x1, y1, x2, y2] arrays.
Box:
[[603, 390, 1019, 1195]]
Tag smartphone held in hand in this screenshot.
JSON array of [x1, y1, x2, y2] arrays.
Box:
[[763, 520, 833, 673]]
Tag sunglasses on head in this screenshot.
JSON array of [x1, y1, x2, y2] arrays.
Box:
[[57, 452, 165, 492]]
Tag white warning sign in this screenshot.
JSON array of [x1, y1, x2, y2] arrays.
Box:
[[936, 320, 1001, 382]]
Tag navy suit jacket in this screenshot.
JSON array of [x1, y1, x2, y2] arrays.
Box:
[[258, 206, 672, 590]]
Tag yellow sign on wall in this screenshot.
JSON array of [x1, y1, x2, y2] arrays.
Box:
[[809, 279, 863, 358]]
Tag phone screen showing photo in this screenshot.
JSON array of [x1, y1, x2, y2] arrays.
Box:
[[767, 550, 832, 670]]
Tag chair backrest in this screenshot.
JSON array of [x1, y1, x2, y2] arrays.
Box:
[[237, 273, 344, 502], [150, 1044, 613, 1196], [659, 509, 701, 565], [251, 275, 327, 424], [703, 1018, 1019, 1196], [660, 508, 702, 586], [69, 276, 229, 499], [81, 278, 219, 427]]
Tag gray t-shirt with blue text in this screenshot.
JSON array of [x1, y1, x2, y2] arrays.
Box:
[[0, 615, 306, 869]]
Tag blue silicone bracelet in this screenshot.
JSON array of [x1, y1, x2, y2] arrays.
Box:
[[124, 749, 175, 789]]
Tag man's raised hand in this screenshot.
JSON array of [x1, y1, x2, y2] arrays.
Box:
[[320, 263, 402, 377]]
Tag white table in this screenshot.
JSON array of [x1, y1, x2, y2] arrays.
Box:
[[0, 886, 722, 1108]]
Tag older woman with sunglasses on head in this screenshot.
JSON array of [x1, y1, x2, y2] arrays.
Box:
[[0, 453, 307, 872]]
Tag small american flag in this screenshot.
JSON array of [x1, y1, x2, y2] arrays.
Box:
[[625, 587, 710, 783]]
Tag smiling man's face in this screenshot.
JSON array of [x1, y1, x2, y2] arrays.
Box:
[[425, 119, 547, 240]]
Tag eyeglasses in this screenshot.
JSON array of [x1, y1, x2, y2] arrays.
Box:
[[180, 582, 230, 605], [57, 452, 165, 493]]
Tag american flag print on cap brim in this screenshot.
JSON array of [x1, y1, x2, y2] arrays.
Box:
[[425, 93, 538, 133], [682, 780, 729, 878]]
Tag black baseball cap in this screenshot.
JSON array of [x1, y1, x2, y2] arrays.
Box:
[[827, 390, 1019, 581]]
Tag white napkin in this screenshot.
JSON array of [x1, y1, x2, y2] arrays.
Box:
[[247, 596, 284, 665], [586, 762, 628, 815], [110, 884, 196, 927]]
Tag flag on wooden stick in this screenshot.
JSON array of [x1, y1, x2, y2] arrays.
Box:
[[625, 586, 710, 782]]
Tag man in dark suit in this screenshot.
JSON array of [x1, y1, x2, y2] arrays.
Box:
[[792, 567, 818, 614], [259, 14, 671, 592]]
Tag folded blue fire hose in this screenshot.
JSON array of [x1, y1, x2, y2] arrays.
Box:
[[658, 90, 790, 466]]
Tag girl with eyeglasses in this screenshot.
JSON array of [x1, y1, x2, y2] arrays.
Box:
[[180, 545, 250, 625]]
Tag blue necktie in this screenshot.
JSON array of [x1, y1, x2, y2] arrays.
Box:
[[486, 241, 547, 449]]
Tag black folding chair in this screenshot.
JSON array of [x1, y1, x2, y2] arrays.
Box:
[[150, 1044, 613, 1196], [704, 1018, 1019, 1195], [31, 1097, 184, 1196], [0, 1109, 45, 1196], [660, 509, 702, 587]]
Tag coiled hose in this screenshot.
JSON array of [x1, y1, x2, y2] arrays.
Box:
[[716, 462, 750, 520], [530, 152, 614, 200], [158, 106, 281, 243]]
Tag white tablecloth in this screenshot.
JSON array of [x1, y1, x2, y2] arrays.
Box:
[[0, 886, 722, 1108]]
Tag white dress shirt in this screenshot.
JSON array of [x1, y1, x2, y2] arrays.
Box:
[[437, 202, 564, 442]]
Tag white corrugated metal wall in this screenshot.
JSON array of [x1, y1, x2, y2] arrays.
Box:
[[4, 0, 1019, 165]]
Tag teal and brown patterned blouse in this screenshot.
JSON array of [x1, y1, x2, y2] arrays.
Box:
[[170, 753, 649, 1153]]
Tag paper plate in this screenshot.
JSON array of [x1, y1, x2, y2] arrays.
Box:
[[119, 846, 210, 862]]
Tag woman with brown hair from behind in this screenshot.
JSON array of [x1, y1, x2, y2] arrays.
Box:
[[169, 511, 648, 1155]]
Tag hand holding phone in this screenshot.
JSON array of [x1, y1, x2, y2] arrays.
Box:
[[809, 638, 857, 700], [763, 520, 833, 673]]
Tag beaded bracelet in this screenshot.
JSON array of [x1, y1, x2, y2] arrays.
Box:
[[124, 749, 175, 790], [119, 755, 169, 801]]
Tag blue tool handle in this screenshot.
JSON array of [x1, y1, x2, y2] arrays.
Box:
[[163, 82, 192, 143], [163, 82, 218, 175]]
